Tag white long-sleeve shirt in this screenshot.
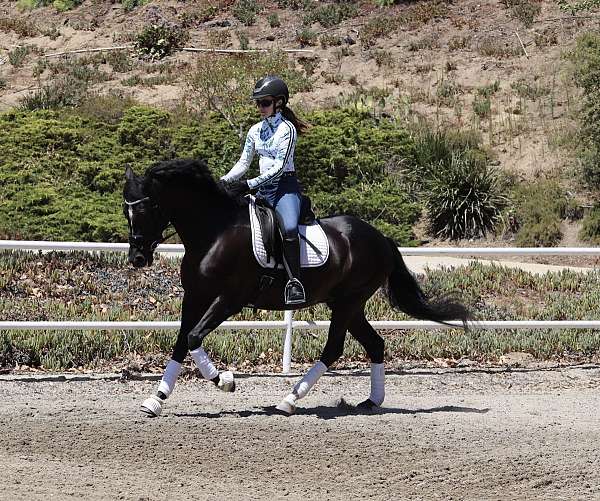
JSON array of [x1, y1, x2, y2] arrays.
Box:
[[221, 112, 297, 190]]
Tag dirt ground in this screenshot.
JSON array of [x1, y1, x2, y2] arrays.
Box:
[[1, 366, 600, 500]]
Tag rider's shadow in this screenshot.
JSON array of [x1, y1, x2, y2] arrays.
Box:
[[173, 403, 490, 420]]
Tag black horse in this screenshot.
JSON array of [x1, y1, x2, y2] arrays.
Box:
[[124, 158, 470, 415]]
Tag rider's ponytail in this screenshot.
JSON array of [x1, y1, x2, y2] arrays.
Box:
[[281, 106, 310, 135]]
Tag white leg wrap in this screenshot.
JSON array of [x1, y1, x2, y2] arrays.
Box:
[[293, 361, 327, 399], [369, 363, 385, 406], [190, 347, 219, 380], [157, 359, 182, 397]]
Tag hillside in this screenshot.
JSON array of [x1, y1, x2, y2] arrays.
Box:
[[0, 0, 597, 248]]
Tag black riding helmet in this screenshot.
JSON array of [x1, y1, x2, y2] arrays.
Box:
[[251, 76, 289, 107]]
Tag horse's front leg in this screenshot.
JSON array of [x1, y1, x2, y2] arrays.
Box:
[[140, 294, 237, 417]]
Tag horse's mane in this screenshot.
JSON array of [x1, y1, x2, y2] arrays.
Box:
[[143, 158, 244, 206], [145, 158, 215, 188]]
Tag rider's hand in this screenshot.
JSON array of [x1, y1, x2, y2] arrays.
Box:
[[224, 179, 250, 198]]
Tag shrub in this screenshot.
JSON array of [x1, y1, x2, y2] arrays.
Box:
[[473, 96, 491, 119], [425, 153, 509, 240], [268, 13, 281, 28], [579, 205, 600, 243], [512, 180, 572, 246], [477, 81, 501, 98], [237, 31, 250, 50], [570, 33, 600, 190], [0, 17, 39, 37], [8, 46, 31, 68], [0, 107, 420, 242], [501, 0, 542, 27], [297, 28, 318, 47], [296, 108, 415, 192], [510, 78, 550, 101], [278, 0, 313, 9], [19, 76, 90, 110], [122, 0, 148, 11], [303, 3, 358, 28], [312, 180, 421, 244], [233, 0, 261, 26], [360, 16, 397, 49], [135, 23, 189, 59]]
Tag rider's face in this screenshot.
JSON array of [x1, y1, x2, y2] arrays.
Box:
[[256, 97, 276, 118]]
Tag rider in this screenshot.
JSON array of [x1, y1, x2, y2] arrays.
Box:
[[220, 75, 309, 305]]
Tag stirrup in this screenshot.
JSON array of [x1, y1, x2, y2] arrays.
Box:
[[284, 279, 305, 305]]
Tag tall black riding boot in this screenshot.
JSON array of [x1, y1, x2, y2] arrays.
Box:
[[282, 236, 306, 305]]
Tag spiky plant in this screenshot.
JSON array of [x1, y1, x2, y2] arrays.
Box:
[[425, 153, 509, 240]]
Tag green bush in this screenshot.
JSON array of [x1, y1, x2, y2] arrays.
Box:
[[512, 180, 572, 247], [296, 108, 415, 193], [0, 106, 422, 242], [19, 75, 90, 110], [233, 0, 262, 26], [312, 181, 421, 244], [580, 205, 600, 243], [17, 0, 82, 10], [303, 3, 358, 28], [502, 0, 541, 27], [122, 0, 147, 11], [473, 96, 491, 119], [135, 23, 189, 59], [570, 33, 600, 191], [8, 46, 31, 67]]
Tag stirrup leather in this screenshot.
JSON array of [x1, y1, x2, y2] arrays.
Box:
[[284, 278, 305, 305]]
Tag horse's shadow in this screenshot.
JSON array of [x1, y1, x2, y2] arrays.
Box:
[[173, 403, 489, 420]]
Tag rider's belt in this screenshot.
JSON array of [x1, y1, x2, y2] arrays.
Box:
[[280, 172, 296, 178]]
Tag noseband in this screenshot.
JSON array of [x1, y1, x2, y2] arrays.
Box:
[[124, 196, 175, 250]]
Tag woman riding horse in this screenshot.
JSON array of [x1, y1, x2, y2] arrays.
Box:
[[220, 76, 309, 305], [124, 128, 470, 417]]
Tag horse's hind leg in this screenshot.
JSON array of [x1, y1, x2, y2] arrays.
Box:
[[276, 302, 355, 415], [348, 310, 386, 410]]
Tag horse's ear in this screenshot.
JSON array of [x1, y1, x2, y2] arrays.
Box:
[[125, 165, 135, 181]]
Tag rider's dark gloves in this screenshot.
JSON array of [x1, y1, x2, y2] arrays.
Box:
[[224, 179, 251, 198]]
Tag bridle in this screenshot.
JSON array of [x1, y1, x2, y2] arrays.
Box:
[[124, 196, 176, 251]]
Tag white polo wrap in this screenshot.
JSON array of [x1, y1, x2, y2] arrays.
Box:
[[190, 347, 219, 380], [157, 359, 182, 397], [369, 363, 385, 406], [293, 361, 327, 399]]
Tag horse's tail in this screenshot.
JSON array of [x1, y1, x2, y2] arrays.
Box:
[[384, 238, 471, 328]]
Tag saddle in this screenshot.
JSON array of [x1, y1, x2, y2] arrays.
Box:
[[254, 195, 316, 264], [248, 195, 328, 269]]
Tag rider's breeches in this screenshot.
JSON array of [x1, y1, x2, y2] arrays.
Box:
[[274, 192, 301, 239]]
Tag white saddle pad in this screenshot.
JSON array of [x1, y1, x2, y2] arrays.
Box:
[[248, 196, 329, 269]]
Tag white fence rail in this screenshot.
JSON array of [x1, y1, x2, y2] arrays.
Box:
[[2, 239, 600, 255], [2, 240, 600, 373]]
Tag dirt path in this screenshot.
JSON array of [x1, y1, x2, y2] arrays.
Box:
[[1, 367, 600, 500]]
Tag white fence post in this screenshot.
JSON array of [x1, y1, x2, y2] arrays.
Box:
[[283, 310, 294, 374]]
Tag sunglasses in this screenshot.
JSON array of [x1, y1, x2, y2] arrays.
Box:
[[256, 99, 275, 108]]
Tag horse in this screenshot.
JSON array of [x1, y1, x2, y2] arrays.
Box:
[[123, 158, 470, 416]]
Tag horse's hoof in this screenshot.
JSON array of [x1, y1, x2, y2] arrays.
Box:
[[275, 394, 297, 415], [356, 398, 379, 411], [140, 395, 164, 417], [217, 371, 235, 392]]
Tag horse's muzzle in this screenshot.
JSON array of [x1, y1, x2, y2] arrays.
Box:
[[129, 248, 153, 268]]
